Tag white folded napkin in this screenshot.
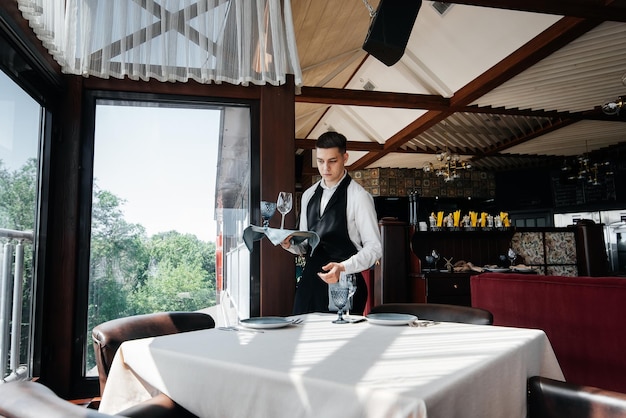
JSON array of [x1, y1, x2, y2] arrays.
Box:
[[243, 225, 320, 254]]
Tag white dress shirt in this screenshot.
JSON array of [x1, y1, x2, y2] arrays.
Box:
[[289, 172, 382, 274]]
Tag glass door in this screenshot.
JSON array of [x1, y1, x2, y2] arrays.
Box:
[[0, 70, 44, 381]]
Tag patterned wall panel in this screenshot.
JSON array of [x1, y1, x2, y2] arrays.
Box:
[[511, 232, 545, 265], [510, 230, 578, 276], [547, 265, 579, 276], [545, 232, 577, 264], [320, 168, 496, 198]]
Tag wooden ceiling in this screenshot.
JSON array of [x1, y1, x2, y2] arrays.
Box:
[[291, 0, 626, 174]]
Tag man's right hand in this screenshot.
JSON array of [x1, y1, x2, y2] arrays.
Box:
[[280, 235, 293, 249]]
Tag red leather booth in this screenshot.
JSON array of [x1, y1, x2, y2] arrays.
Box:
[[471, 272, 626, 393]]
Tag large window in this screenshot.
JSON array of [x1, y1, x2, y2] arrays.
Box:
[[0, 70, 43, 381], [83, 97, 252, 375]]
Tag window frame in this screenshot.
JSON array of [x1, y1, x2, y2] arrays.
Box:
[[0, 34, 57, 386], [74, 89, 261, 393]]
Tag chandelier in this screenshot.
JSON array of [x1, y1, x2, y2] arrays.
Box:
[[423, 149, 472, 182], [601, 96, 624, 116], [561, 148, 613, 186]]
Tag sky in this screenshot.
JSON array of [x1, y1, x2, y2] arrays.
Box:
[[94, 104, 220, 242], [0, 71, 41, 171]]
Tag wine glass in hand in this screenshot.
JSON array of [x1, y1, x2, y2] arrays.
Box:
[[277, 192, 293, 229], [260, 201, 276, 228]]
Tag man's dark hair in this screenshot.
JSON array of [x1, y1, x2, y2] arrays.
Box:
[[317, 131, 347, 153]]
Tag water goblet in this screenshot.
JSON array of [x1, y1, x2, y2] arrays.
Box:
[[260, 201, 277, 228], [424, 255, 435, 271], [330, 287, 349, 324], [431, 249, 440, 270], [277, 192, 293, 229], [507, 248, 517, 267]]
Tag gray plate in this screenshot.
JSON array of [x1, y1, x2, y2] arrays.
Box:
[[239, 317, 291, 329], [366, 313, 417, 326]]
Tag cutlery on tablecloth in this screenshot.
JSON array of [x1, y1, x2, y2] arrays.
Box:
[[409, 320, 438, 327], [218, 326, 264, 333]]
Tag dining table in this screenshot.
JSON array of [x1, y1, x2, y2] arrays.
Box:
[[98, 312, 564, 418]]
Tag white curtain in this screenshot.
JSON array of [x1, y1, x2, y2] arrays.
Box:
[[17, 0, 302, 87]]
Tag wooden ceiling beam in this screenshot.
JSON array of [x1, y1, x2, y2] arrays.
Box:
[[295, 139, 384, 151], [441, 0, 626, 23], [350, 111, 448, 170], [297, 86, 449, 110], [297, 89, 590, 120]]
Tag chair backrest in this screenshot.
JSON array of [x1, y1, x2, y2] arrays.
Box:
[[368, 303, 493, 325], [527, 376, 626, 418], [0, 381, 113, 418], [0, 381, 197, 418], [92, 311, 215, 395]]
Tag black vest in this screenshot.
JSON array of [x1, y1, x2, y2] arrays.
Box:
[[306, 175, 357, 263]]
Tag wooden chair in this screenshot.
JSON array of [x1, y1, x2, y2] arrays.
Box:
[[0, 380, 195, 418], [368, 302, 493, 325], [528, 376, 626, 418]]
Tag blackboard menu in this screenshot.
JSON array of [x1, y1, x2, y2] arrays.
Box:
[[551, 174, 616, 207]]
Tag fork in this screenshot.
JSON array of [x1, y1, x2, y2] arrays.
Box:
[[289, 318, 303, 325], [218, 326, 264, 333], [409, 320, 437, 328]]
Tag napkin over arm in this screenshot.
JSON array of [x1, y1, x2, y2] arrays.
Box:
[[243, 225, 320, 254]]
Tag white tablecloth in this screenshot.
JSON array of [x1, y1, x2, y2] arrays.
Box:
[[99, 313, 563, 418]]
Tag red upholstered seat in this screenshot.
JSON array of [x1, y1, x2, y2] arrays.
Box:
[[471, 273, 626, 393]]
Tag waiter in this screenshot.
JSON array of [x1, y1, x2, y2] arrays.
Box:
[[281, 131, 382, 315]]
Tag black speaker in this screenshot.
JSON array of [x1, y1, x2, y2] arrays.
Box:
[[362, 0, 422, 66]]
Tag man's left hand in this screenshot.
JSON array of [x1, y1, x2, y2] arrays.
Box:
[[317, 262, 345, 284]]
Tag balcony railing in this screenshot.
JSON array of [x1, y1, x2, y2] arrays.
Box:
[[0, 228, 33, 383]]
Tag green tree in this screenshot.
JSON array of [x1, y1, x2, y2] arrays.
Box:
[[0, 158, 37, 231], [89, 187, 149, 324], [0, 158, 37, 369], [130, 260, 215, 313], [132, 231, 216, 312], [147, 231, 216, 281]]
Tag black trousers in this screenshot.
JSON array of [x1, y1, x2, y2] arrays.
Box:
[[293, 258, 367, 315]]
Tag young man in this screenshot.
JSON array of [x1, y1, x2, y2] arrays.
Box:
[[281, 131, 382, 315]]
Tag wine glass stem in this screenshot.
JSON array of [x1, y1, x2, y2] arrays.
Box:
[[280, 214, 285, 229]]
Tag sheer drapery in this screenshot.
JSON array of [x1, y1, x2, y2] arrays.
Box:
[[17, 0, 302, 86]]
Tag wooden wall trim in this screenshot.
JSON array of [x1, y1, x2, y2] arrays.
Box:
[[83, 77, 262, 100], [39, 75, 83, 397], [258, 77, 296, 316]]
